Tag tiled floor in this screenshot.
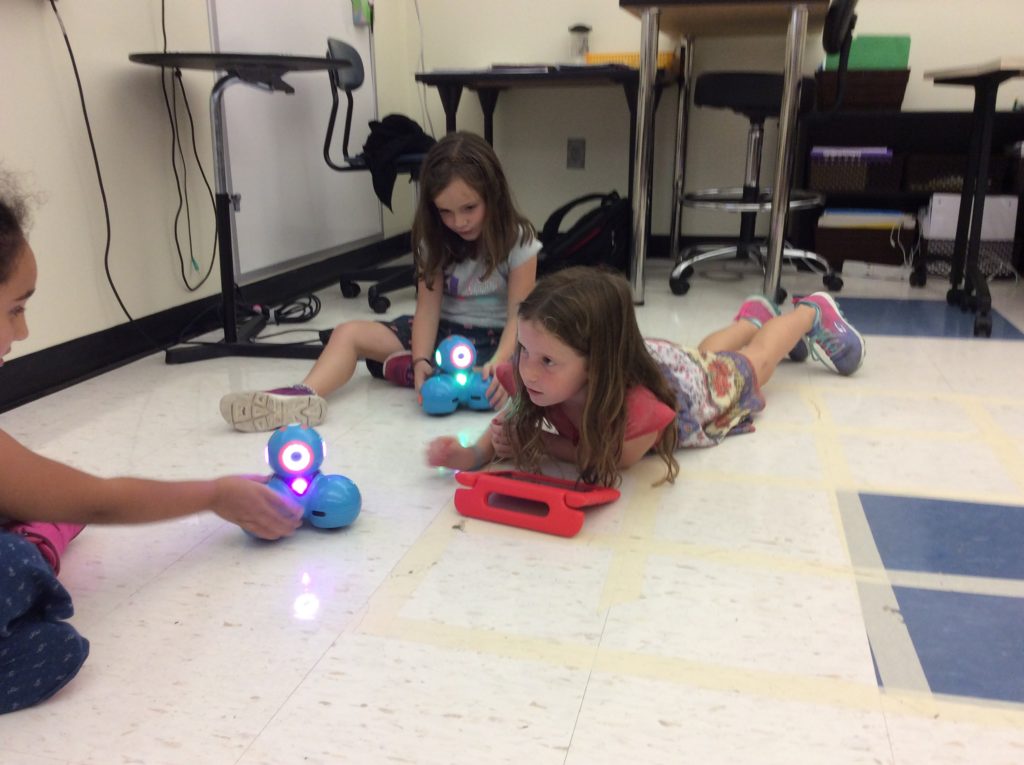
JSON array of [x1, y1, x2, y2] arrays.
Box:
[[2, 258, 1023, 764]]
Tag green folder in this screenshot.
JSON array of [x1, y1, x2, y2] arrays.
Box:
[[825, 35, 910, 71]]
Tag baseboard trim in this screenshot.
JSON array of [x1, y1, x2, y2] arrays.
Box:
[[0, 233, 411, 413]]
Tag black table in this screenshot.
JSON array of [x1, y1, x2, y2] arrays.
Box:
[[129, 52, 350, 364], [925, 58, 1024, 338], [415, 65, 674, 219]]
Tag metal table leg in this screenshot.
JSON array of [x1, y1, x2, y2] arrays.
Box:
[[762, 4, 808, 303], [629, 8, 660, 305]]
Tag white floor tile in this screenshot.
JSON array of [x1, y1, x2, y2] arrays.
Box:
[[2, 259, 1022, 764]]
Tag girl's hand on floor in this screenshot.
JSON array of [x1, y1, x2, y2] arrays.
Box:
[[426, 437, 476, 471], [210, 476, 302, 540]]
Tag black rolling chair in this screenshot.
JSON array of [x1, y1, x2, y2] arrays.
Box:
[[669, 0, 858, 298], [324, 39, 433, 314]]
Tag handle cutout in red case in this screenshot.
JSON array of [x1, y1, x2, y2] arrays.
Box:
[[453, 470, 619, 537]]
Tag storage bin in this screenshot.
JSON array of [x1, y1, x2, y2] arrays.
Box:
[[904, 154, 1009, 193], [918, 192, 1018, 277], [921, 238, 1015, 278], [814, 224, 916, 272], [809, 151, 904, 192], [814, 69, 910, 111]]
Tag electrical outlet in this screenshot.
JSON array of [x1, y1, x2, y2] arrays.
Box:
[[567, 138, 586, 169]]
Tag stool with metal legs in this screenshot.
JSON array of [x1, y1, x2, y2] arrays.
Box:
[[669, 72, 841, 300]]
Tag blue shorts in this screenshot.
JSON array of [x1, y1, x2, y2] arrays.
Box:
[[366, 315, 503, 378]]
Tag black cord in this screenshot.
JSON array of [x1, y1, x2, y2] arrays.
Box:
[[160, 0, 217, 292], [268, 293, 322, 324], [48, 0, 163, 350]]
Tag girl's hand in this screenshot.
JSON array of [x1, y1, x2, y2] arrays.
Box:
[[426, 437, 477, 471], [479, 362, 509, 410], [488, 413, 514, 459], [210, 476, 303, 540], [413, 359, 432, 393]]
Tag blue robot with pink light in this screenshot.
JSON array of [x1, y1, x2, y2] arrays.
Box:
[[420, 335, 493, 415], [265, 425, 360, 530]]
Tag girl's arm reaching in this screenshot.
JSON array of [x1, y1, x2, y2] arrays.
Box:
[[480, 257, 537, 408], [426, 432, 495, 472], [410, 275, 445, 392], [0, 429, 302, 540]]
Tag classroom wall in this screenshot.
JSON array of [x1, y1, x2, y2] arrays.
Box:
[[382, 0, 1024, 242], [1, 0, 1022, 360]]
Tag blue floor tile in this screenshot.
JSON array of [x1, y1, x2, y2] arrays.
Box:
[[834, 298, 1024, 339], [892, 586, 1024, 703], [861, 494, 1024, 580]]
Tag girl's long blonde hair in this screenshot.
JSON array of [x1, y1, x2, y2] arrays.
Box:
[[505, 267, 679, 487], [411, 132, 535, 289]]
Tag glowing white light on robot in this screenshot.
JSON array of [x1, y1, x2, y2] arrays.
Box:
[[455, 372, 468, 386], [451, 343, 473, 369], [301, 572, 311, 586], [279, 440, 314, 472], [435, 348, 443, 366], [290, 476, 310, 495]]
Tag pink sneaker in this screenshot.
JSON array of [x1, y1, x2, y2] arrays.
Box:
[[795, 292, 865, 375], [734, 295, 808, 362], [382, 350, 415, 388], [8, 522, 85, 574], [734, 295, 779, 327], [218, 385, 326, 432]]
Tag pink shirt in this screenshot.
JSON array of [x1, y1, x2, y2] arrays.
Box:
[[496, 363, 676, 444]]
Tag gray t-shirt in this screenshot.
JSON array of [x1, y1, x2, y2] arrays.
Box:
[[439, 233, 540, 328]]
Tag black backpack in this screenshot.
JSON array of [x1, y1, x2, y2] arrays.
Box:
[[537, 191, 632, 275]]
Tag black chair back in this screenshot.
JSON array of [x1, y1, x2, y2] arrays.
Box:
[[822, 0, 859, 112], [325, 38, 365, 166]]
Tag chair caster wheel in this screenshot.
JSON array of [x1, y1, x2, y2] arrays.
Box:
[[340, 280, 360, 299], [669, 276, 690, 295], [908, 269, 927, 288], [823, 273, 843, 292], [370, 295, 390, 314]]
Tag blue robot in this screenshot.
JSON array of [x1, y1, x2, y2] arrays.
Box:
[[420, 335, 493, 416], [265, 424, 361, 530]]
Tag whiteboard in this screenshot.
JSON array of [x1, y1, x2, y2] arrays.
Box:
[[208, 0, 382, 280]]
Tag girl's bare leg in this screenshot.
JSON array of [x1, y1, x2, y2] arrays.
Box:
[[698, 319, 760, 354], [740, 305, 816, 386], [303, 320, 404, 396]]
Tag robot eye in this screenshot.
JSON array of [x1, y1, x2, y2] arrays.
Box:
[[279, 440, 314, 473], [450, 343, 473, 369]]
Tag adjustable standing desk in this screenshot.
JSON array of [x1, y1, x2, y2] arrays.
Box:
[[924, 57, 1024, 338], [129, 52, 351, 364], [414, 65, 675, 221], [619, 1, 827, 303]]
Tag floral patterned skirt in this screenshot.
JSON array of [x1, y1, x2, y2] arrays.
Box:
[[645, 339, 766, 448]]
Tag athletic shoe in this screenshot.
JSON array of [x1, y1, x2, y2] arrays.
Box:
[[796, 292, 865, 375], [734, 295, 779, 327], [734, 294, 809, 363], [219, 385, 326, 432], [382, 350, 414, 388]]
